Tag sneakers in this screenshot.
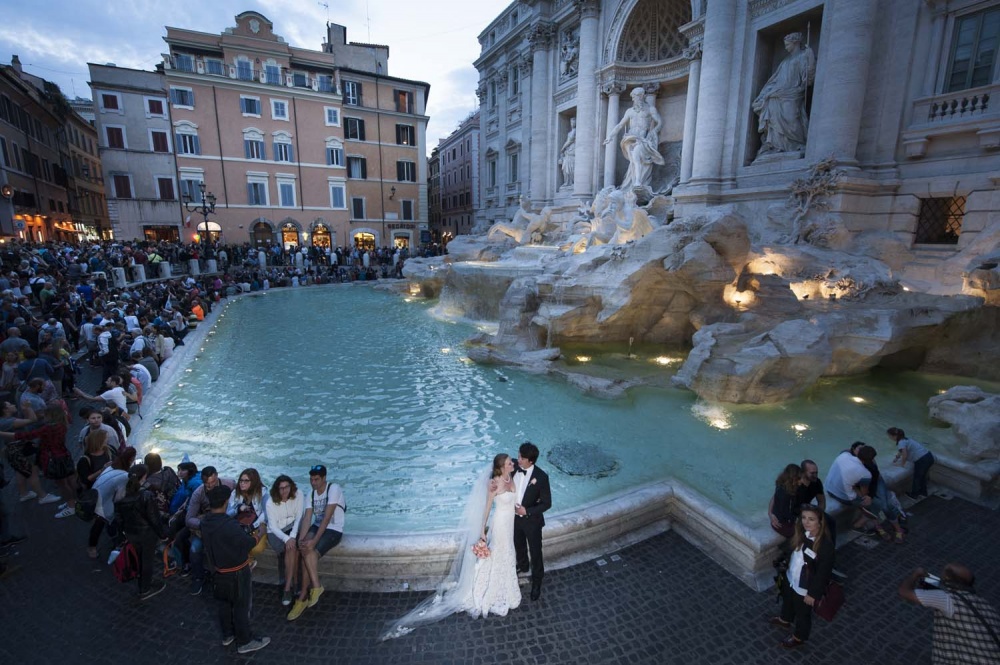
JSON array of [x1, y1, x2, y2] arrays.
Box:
[[307, 586, 324, 608], [57, 502, 68, 510], [221, 636, 235, 647], [189, 578, 204, 596], [38, 494, 62, 505], [180, 564, 192, 578], [0, 535, 26, 547], [281, 589, 294, 606], [18, 491, 37, 502], [139, 581, 166, 601], [54, 507, 75, 519], [287, 599, 308, 621], [237, 637, 271, 655]]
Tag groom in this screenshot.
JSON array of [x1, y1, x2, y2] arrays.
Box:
[[514, 441, 552, 601]]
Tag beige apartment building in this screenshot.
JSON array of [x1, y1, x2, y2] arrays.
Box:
[[163, 11, 429, 250]]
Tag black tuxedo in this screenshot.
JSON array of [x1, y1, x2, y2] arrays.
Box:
[[514, 464, 551, 592]]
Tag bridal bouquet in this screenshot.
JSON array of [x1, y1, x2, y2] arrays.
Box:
[[472, 539, 491, 559]]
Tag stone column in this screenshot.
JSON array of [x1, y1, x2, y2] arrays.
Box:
[[689, 1, 737, 184], [805, 0, 878, 166], [679, 42, 703, 184], [572, 0, 601, 199], [527, 21, 555, 207], [601, 83, 625, 188], [922, 2, 949, 96]]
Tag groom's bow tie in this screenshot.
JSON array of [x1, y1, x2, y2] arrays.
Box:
[[515, 467, 527, 474]]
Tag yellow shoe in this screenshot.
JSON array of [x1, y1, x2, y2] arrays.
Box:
[[286, 599, 308, 621], [307, 586, 324, 608]]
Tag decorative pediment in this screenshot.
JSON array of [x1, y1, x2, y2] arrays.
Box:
[[504, 138, 521, 152], [485, 147, 499, 158]]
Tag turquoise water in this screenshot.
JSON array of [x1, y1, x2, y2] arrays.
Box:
[[146, 287, 997, 532]]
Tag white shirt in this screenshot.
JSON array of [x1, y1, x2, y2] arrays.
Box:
[[266, 493, 305, 543], [130, 363, 152, 396], [515, 465, 534, 506], [825, 451, 871, 501], [100, 386, 127, 412], [309, 482, 346, 532]]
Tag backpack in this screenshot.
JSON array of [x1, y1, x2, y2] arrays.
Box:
[[112, 541, 139, 582], [76, 488, 99, 522]]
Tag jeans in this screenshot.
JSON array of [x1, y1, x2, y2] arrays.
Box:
[[911, 453, 935, 497], [780, 582, 813, 641], [174, 528, 204, 578], [217, 567, 253, 645]]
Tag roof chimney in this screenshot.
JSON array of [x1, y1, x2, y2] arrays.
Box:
[[11, 55, 22, 73]]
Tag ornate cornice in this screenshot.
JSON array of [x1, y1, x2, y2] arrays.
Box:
[[526, 21, 557, 51], [476, 81, 488, 102], [682, 42, 703, 61], [597, 56, 690, 87], [749, 0, 796, 19]]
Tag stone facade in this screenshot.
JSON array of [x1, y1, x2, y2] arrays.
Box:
[[431, 110, 482, 241], [474, 0, 1000, 279], [162, 11, 429, 250], [88, 63, 181, 242]]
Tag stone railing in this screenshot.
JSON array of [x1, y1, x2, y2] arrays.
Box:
[[903, 82, 1000, 158]]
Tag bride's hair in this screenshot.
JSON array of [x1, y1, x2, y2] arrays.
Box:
[[491, 453, 510, 478]]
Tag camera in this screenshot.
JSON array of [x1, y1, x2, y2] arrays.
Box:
[[921, 574, 942, 589]]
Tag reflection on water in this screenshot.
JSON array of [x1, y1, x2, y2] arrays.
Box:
[[147, 287, 999, 532]]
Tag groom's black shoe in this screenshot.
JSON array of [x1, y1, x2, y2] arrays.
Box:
[[530, 584, 541, 601], [516, 566, 529, 574]]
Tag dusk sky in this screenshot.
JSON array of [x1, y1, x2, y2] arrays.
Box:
[[1, 0, 511, 155]]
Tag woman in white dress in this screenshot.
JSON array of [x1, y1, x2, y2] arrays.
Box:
[[380, 453, 521, 640]]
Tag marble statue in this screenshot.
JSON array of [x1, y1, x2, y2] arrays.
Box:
[[559, 117, 577, 188], [604, 87, 665, 192], [487, 196, 552, 245], [751, 32, 816, 157], [560, 31, 579, 79]]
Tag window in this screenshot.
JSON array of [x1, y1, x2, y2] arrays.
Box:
[[915, 197, 965, 244], [175, 131, 201, 155], [273, 141, 293, 162], [395, 90, 413, 114], [174, 54, 194, 72], [343, 80, 361, 106], [508, 153, 519, 182], [293, 72, 310, 88], [396, 124, 414, 146], [41, 159, 51, 182], [0, 137, 8, 168], [330, 183, 346, 209], [244, 138, 265, 160], [402, 200, 414, 221], [240, 97, 261, 116], [146, 98, 165, 117], [180, 178, 203, 202], [489, 81, 497, 109], [265, 64, 281, 85], [945, 8, 1000, 92], [271, 99, 288, 120], [344, 117, 365, 140], [112, 174, 133, 199], [150, 131, 170, 153], [206, 59, 225, 76], [10, 141, 21, 171], [100, 93, 120, 111], [278, 181, 296, 207], [324, 107, 340, 126], [488, 158, 497, 187], [347, 156, 367, 179], [326, 146, 344, 166], [510, 66, 519, 96], [318, 75, 334, 93], [237, 59, 253, 81], [156, 177, 175, 200], [351, 196, 365, 219], [247, 180, 268, 206], [105, 126, 125, 149], [170, 88, 194, 107], [397, 160, 416, 182]]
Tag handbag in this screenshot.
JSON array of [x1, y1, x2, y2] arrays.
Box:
[[45, 451, 75, 479], [814, 579, 845, 622]]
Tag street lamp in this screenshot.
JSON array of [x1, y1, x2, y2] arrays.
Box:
[[183, 181, 217, 270]]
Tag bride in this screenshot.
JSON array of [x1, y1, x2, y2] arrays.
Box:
[[380, 454, 521, 640]]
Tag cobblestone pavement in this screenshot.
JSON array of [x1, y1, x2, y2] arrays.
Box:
[[2, 478, 998, 665]]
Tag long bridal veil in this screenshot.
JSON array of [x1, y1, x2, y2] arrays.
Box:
[[379, 465, 492, 640]]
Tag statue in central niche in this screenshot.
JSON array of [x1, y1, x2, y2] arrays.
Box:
[[752, 32, 816, 157], [604, 87, 664, 192]]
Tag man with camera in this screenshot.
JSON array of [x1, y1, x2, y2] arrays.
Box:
[[899, 563, 1000, 663]]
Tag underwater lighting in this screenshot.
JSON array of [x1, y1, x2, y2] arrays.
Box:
[[851, 396, 866, 404], [792, 423, 809, 433], [653, 356, 681, 366], [576, 356, 591, 362]]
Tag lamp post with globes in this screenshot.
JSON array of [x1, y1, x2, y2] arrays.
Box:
[[182, 182, 216, 271]]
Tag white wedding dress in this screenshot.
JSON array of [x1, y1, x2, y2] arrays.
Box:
[[380, 469, 521, 640], [466, 490, 521, 618]]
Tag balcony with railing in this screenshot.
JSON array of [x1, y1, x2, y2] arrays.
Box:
[[902, 82, 1000, 158], [163, 54, 337, 95]]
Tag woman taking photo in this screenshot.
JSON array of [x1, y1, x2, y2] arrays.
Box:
[[114, 464, 167, 600], [227, 467, 268, 567], [771, 505, 835, 649]]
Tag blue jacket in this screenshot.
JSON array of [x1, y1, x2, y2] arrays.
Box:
[[169, 476, 203, 514]]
